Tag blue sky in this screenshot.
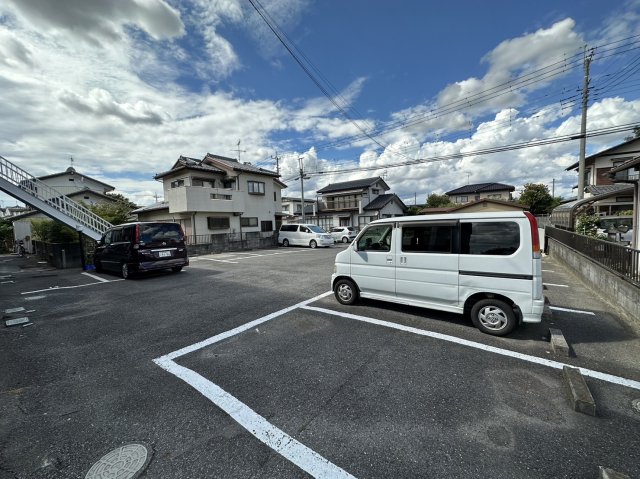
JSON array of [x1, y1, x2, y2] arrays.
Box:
[[1, 0, 640, 208]]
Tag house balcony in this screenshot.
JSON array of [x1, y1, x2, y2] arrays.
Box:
[[166, 186, 245, 214], [319, 200, 360, 212]]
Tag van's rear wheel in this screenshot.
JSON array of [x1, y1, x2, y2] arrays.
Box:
[[470, 299, 516, 336], [171, 266, 183, 273], [309, 240, 317, 249], [334, 279, 358, 305], [342, 237, 349, 243], [282, 239, 289, 247], [121, 263, 130, 279]]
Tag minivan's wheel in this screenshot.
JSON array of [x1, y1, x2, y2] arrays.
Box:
[[309, 240, 317, 249], [171, 266, 183, 273], [282, 239, 289, 247], [342, 236, 349, 243], [334, 279, 358, 305], [121, 262, 130, 279], [470, 299, 517, 336]]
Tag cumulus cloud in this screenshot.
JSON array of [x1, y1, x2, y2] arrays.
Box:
[[2, 0, 184, 46], [0, 27, 34, 68]]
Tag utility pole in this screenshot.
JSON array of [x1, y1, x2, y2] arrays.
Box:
[[298, 157, 306, 223], [552, 178, 555, 198], [577, 47, 594, 200], [272, 151, 280, 176]]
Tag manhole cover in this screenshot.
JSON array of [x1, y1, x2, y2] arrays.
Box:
[[85, 443, 152, 479], [633, 399, 640, 415]]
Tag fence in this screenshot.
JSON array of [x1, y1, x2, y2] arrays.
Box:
[[185, 232, 277, 255], [546, 226, 640, 285]]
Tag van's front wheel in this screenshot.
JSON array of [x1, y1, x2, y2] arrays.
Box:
[[309, 240, 317, 249], [121, 262, 131, 279], [334, 279, 358, 305], [470, 299, 516, 336]]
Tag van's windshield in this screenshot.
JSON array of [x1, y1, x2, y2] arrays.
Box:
[[308, 225, 327, 234]]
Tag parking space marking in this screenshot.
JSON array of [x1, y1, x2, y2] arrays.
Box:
[[550, 306, 596, 316], [301, 305, 640, 391], [81, 272, 111, 283], [194, 258, 238, 264], [542, 269, 555, 272], [153, 291, 357, 478], [21, 279, 124, 295], [544, 283, 569, 288]]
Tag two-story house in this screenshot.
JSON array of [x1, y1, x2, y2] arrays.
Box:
[[313, 177, 408, 229], [445, 182, 515, 204], [566, 137, 640, 215], [281, 197, 316, 218], [11, 166, 116, 252], [135, 153, 286, 239]]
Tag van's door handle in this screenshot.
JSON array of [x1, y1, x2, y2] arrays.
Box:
[[386, 255, 393, 264]]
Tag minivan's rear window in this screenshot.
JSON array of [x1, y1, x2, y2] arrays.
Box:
[[139, 223, 183, 244], [461, 222, 520, 255]]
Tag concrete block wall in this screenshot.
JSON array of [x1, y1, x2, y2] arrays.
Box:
[[548, 238, 640, 333]]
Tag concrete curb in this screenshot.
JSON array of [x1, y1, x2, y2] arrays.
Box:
[[549, 328, 570, 356], [562, 366, 596, 416]]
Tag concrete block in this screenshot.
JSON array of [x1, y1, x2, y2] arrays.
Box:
[[562, 366, 596, 416], [549, 328, 570, 356], [599, 466, 631, 479], [5, 317, 30, 327]]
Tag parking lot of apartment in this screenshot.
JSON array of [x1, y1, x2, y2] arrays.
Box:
[[1, 247, 639, 478]]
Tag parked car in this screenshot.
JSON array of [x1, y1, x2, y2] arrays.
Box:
[[331, 211, 544, 336], [278, 224, 333, 248], [94, 222, 189, 279], [330, 226, 357, 243]]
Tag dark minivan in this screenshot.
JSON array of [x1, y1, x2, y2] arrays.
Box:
[[94, 222, 189, 279]]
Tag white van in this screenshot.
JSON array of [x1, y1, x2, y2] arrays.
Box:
[[279, 224, 334, 248], [331, 212, 544, 336]]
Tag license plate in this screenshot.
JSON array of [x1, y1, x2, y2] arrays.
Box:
[[158, 251, 171, 258]]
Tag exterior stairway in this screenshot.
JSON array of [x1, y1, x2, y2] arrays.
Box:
[[0, 155, 112, 241]]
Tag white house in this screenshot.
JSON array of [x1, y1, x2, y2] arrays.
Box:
[[445, 182, 515, 204], [135, 153, 286, 239], [312, 177, 408, 229]]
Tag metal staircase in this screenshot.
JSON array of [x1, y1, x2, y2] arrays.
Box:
[[0, 155, 112, 241]]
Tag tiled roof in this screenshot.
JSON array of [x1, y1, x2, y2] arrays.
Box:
[[131, 202, 169, 214], [446, 182, 515, 195], [36, 167, 115, 190], [204, 153, 279, 177], [317, 177, 387, 194], [363, 193, 408, 212]]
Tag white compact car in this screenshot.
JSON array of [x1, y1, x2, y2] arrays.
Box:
[[330, 226, 357, 243]]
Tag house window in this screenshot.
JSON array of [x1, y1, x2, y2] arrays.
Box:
[[488, 194, 502, 199], [456, 196, 468, 203], [171, 179, 185, 188], [69, 178, 74, 182], [372, 188, 380, 195], [193, 178, 215, 188], [282, 204, 290, 212], [296, 204, 302, 213], [274, 192, 276, 201], [241, 217, 258, 227], [222, 179, 235, 189], [248, 181, 265, 195], [211, 193, 232, 200], [261, 220, 273, 232], [207, 217, 230, 230]]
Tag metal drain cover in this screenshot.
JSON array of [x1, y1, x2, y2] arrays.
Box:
[[85, 443, 152, 479], [633, 399, 640, 414]]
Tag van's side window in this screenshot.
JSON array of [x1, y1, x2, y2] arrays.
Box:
[[402, 225, 452, 253], [358, 225, 392, 252], [122, 227, 134, 243], [111, 229, 123, 243], [103, 231, 112, 245], [460, 222, 520, 255]]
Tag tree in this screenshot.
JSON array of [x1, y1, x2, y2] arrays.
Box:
[[518, 183, 557, 214], [85, 193, 138, 225], [624, 125, 640, 141], [425, 193, 454, 208], [0, 218, 13, 253], [30, 219, 78, 243]]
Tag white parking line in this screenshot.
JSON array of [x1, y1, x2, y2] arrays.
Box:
[[21, 279, 124, 295], [153, 291, 356, 479], [195, 258, 238, 264], [542, 269, 555, 272], [81, 272, 110, 282], [544, 283, 569, 288], [550, 306, 596, 316], [301, 305, 640, 391]]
